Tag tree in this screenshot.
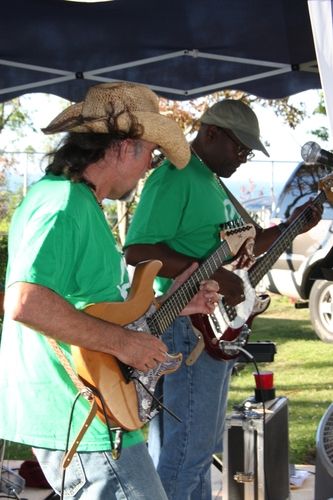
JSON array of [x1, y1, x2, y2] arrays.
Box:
[[159, 90, 307, 137], [0, 91, 327, 244], [0, 96, 68, 229], [310, 91, 329, 142], [0, 98, 35, 135], [0, 98, 33, 172], [0, 99, 37, 169]]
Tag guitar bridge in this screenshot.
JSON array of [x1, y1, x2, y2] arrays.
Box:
[[219, 324, 251, 356]]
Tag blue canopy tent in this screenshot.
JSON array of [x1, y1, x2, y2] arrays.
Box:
[[0, 0, 321, 104]]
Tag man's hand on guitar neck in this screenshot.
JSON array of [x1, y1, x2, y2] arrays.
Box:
[[162, 262, 221, 315], [284, 199, 323, 234], [211, 267, 245, 307], [248, 199, 323, 257], [125, 242, 244, 308]]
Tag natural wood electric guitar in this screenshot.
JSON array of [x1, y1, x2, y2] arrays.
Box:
[[71, 222, 255, 430], [191, 172, 333, 360]]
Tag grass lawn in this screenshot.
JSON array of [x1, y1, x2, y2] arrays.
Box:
[[228, 294, 333, 465], [2, 294, 333, 465]]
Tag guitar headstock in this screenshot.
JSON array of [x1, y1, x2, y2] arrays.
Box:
[[319, 173, 333, 204], [220, 222, 256, 258]]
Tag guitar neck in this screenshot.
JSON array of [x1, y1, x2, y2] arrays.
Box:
[[148, 240, 232, 336], [249, 190, 325, 287]]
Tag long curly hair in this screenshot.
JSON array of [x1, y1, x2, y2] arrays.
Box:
[[45, 105, 143, 186]]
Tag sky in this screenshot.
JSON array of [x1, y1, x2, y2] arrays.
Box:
[[0, 89, 330, 201]]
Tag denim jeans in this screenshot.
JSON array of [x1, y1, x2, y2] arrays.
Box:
[[33, 442, 168, 499], [148, 316, 234, 500]]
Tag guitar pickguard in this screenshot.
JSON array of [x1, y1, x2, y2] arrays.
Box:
[[191, 293, 271, 360], [213, 269, 256, 332], [126, 306, 182, 422]]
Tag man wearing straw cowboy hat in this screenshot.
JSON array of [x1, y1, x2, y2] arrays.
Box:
[[0, 82, 220, 499], [125, 99, 323, 499]]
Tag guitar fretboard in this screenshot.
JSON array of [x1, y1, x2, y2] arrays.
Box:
[[249, 190, 326, 287], [147, 240, 232, 336]]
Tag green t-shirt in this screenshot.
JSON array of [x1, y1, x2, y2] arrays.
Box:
[[125, 154, 240, 294], [0, 174, 143, 451]]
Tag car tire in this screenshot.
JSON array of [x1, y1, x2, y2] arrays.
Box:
[[309, 280, 333, 342]]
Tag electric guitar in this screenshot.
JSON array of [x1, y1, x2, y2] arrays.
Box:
[[71, 222, 255, 430], [191, 173, 333, 360]]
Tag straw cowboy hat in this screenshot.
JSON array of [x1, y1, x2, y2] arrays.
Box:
[[43, 82, 190, 169]]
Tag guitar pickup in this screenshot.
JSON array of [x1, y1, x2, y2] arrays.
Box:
[[221, 298, 238, 321], [118, 361, 134, 382]]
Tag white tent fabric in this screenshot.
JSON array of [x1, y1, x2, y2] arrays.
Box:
[[308, 0, 333, 138]]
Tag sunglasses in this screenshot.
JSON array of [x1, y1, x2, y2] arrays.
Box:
[[222, 128, 255, 161]]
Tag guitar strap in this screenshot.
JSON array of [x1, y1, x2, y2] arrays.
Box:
[[216, 176, 263, 231], [48, 338, 98, 469]]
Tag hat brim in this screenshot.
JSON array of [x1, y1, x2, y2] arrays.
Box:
[[135, 112, 190, 169], [42, 104, 190, 169], [233, 129, 270, 157], [42, 102, 85, 134]]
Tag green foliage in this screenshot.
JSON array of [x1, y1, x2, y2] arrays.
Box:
[[311, 91, 329, 142], [4, 442, 34, 460], [0, 233, 8, 289], [0, 98, 35, 135], [0, 189, 23, 232], [311, 126, 329, 143], [312, 91, 326, 116], [228, 294, 333, 465]]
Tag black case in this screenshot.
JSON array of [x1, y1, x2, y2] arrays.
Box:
[[222, 396, 290, 500]]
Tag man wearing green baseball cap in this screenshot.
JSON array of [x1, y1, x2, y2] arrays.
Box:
[[200, 99, 269, 157], [125, 99, 322, 499]]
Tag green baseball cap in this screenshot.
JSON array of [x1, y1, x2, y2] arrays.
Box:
[[200, 99, 269, 157]]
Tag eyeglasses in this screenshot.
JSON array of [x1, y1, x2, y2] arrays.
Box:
[[151, 149, 165, 168], [137, 141, 165, 168], [222, 128, 255, 161]]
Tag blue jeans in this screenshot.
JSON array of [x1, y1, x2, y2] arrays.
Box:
[[148, 316, 234, 500], [33, 442, 168, 499]]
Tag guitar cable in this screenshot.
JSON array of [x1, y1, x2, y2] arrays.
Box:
[[58, 391, 81, 500], [228, 344, 271, 500], [130, 375, 182, 423]]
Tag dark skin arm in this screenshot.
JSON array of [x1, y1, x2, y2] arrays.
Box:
[[253, 199, 323, 257], [125, 243, 245, 306], [125, 202, 323, 305]]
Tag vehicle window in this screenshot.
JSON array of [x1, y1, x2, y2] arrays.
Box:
[[275, 162, 333, 220]]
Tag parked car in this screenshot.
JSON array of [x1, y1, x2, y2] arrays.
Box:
[[261, 161, 333, 342]]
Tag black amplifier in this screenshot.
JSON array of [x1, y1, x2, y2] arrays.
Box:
[[237, 341, 277, 363], [223, 396, 289, 500]]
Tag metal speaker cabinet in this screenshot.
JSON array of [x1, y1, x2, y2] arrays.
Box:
[[223, 396, 289, 500]]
